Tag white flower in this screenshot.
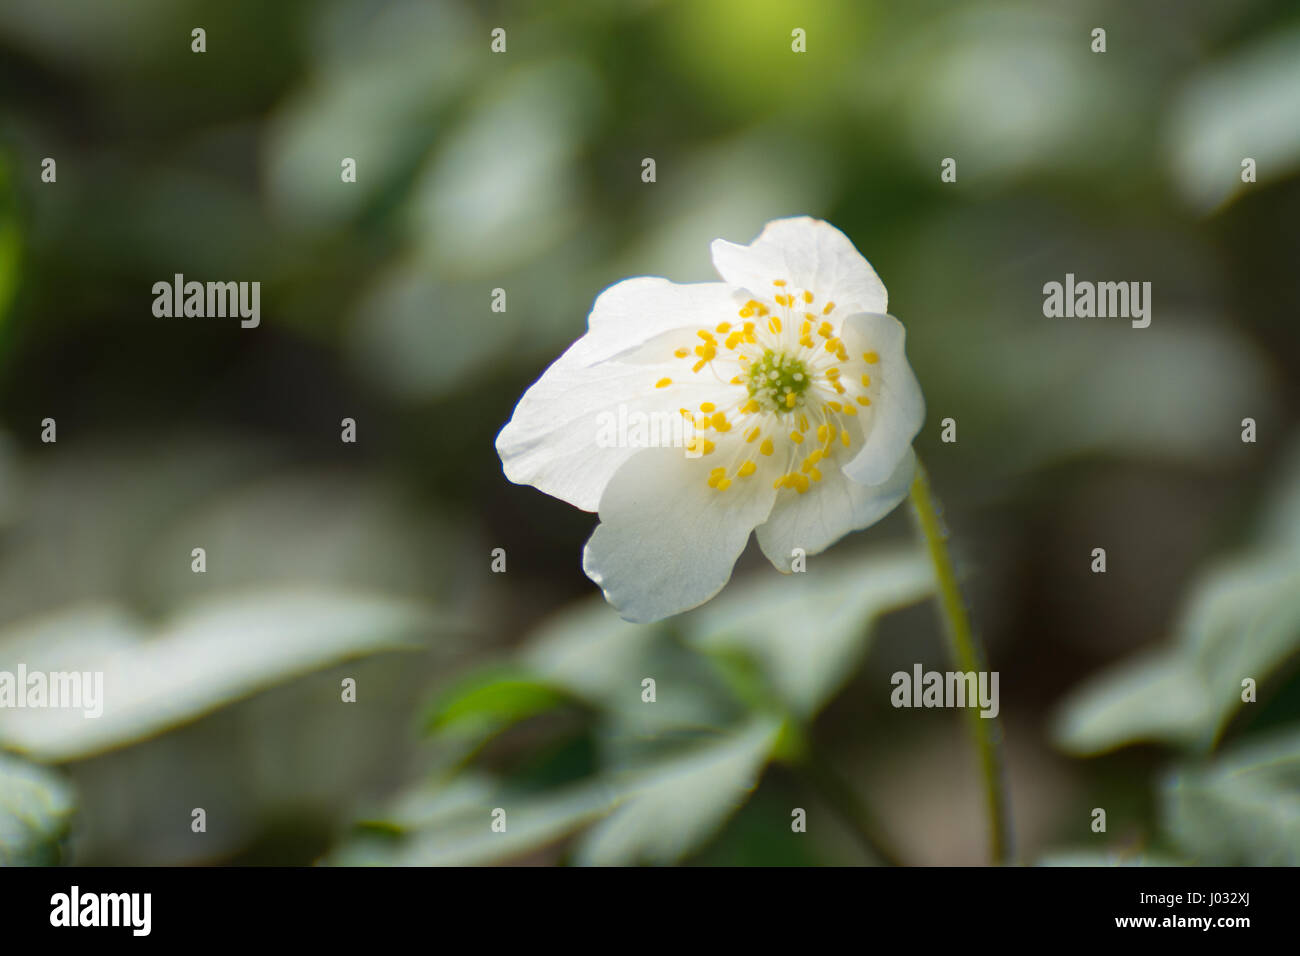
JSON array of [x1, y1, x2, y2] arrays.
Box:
[[496, 217, 925, 622]]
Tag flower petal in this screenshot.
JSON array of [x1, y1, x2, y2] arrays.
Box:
[[496, 279, 738, 512], [710, 217, 888, 315], [573, 277, 738, 365], [838, 312, 925, 486], [756, 448, 916, 573], [583, 447, 778, 622]]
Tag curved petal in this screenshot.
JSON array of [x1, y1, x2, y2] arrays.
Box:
[[583, 447, 778, 622], [756, 449, 916, 572], [572, 277, 739, 365], [497, 280, 740, 512], [710, 217, 888, 316], [838, 313, 925, 486]]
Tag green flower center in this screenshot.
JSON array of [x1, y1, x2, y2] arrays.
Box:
[[747, 349, 810, 412]]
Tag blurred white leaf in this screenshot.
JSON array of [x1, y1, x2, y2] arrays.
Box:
[[0, 588, 444, 761], [406, 58, 602, 276], [1168, 27, 1300, 212], [264, 0, 476, 228]]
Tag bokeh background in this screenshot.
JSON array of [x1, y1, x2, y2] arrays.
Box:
[[1, 0, 1297, 866]]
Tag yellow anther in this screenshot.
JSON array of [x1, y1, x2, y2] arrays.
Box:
[[725, 332, 742, 349], [741, 399, 760, 414], [794, 474, 810, 494], [825, 367, 841, 379], [857, 395, 871, 406], [823, 302, 835, 314], [818, 322, 833, 338], [711, 411, 731, 432], [760, 438, 774, 456], [695, 415, 711, 430], [827, 400, 843, 412], [700, 402, 716, 413], [774, 294, 792, 307], [730, 375, 743, 385], [716, 322, 732, 333], [824, 337, 841, 353], [756, 303, 769, 316], [709, 467, 727, 480], [841, 430, 851, 447], [841, 403, 858, 416], [836, 346, 848, 361], [655, 378, 672, 388], [802, 290, 814, 304], [745, 426, 761, 443], [799, 414, 810, 432], [809, 467, 822, 482], [692, 359, 707, 373], [860, 374, 872, 387], [834, 383, 846, 394], [703, 439, 716, 454], [816, 424, 833, 442], [799, 335, 815, 348], [863, 351, 879, 364], [768, 316, 782, 334], [738, 306, 755, 318], [737, 461, 757, 478], [790, 431, 804, 444], [773, 279, 787, 287], [697, 330, 715, 342], [716, 478, 732, 491], [784, 392, 797, 409], [674, 348, 689, 358]]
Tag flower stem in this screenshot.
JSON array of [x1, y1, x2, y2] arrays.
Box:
[[908, 457, 1012, 865]]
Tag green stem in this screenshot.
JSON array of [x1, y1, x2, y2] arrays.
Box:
[[909, 457, 1012, 865]]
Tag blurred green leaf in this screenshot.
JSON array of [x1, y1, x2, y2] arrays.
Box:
[[1163, 727, 1300, 865], [1168, 27, 1300, 212], [683, 546, 935, 718], [0, 753, 75, 865], [1054, 445, 1300, 755], [326, 772, 616, 866], [423, 668, 573, 740], [0, 588, 446, 761], [523, 598, 743, 755], [573, 716, 781, 866]]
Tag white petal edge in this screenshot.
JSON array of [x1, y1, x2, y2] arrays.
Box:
[[839, 312, 926, 486], [756, 448, 917, 573], [496, 279, 738, 511], [710, 217, 888, 316], [583, 447, 778, 622]]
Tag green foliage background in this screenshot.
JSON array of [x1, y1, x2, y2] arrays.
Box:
[[0, 0, 1297, 865]]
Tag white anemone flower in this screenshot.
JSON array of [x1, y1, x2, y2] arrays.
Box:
[[496, 217, 925, 622]]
